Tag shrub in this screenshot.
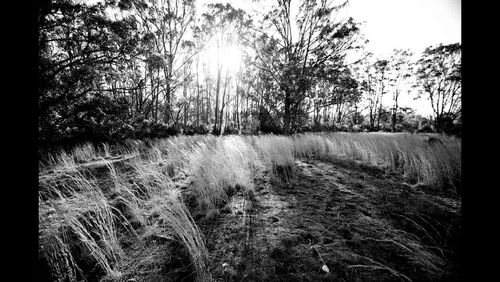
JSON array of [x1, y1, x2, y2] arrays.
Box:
[[183, 124, 211, 135]]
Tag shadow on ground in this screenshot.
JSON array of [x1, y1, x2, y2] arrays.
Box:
[[201, 157, 461, 282]]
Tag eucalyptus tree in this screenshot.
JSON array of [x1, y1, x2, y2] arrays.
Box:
[[129, 0, 197, 124], [241, 0, 361, 133], [200, 3, 249, 134], [355, 56, 382, 130], [415, 43, 461, 132], [38, 0, 139, 144], [372, 59, 390, 129], [387, 49, 413, 131], [310, 66, 360, 128]]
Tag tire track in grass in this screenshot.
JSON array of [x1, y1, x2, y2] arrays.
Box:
[[203, 170, 297, 281], [205, 157, 460, 281]]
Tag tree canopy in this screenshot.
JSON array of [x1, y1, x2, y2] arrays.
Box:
[[37, 0, 462, 149], [415, 43, 461, 132]]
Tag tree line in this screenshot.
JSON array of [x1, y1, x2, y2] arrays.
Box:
[[38, 0, 462, 149]]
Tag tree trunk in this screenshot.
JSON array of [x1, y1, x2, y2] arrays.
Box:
[[164, 80, 171, 124], [196, 56, 200, 127], [392, 90, 399, 132], [236, 79, 240, 132], [219, 71, 229, 135], [155, 68, 160, 123], [206, 83, 211, 124], [213, 65, 221, 135], [284, 88, 292, 135], [183, 86, 188, 128]]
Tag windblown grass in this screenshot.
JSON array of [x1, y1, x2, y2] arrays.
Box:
[[39, 150, 211, 281], [292, 132, 461, 195], [39, 170, 124, 281], [39, 132, 460, 281], [250, 135, 296, 179], [187, 135, 263, 213]]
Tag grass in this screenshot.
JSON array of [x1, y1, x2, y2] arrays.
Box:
[[292, 132, 461, 195], [39, 169, 123, 281], [39, 147, 211, 281], [251, 135, 296, 180], [39, 132, 461, 281], [187, 135, 263, 213]]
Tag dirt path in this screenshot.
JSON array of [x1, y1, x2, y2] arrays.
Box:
[[202, 157, 461, 282]]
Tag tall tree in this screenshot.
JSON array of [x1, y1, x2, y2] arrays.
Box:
[[130, 0, 196, 124], [242, 0, 361, 134], [372, 59, 389, 129], [201, 3, 247, 134], [38, 0, 139, 145], [357, 57, 386, 130], [387, 49, 413, 131], [415, 43, 461, 132], [310, 66, 360, 128]]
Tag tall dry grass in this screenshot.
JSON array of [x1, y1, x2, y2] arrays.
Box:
[[250, 135, 296, 179], [39, 169, 124, 281], [186, 135, 263, 213], [292, 132, 461, 194], [39, 132, 460, 280], [124, 156, 211, 281], [39, 145, 211, 281]]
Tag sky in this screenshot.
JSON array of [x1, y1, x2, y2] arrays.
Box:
[[196, 0, 461, 57], [199, 0, 461, 116], [90, 0, 461, 59], [341, 0, 461, 116], [344, 0, 461, 57], [88, 0, 461, 117]]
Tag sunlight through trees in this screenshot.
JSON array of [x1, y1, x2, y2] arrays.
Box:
[[38, 0, 461, 147]]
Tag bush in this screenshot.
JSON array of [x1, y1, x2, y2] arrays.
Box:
[[417, 124, 435, 134], [222, 125, 240, 135], [183, 124, 211, 135]]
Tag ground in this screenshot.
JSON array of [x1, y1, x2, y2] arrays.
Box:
[[198, 157, 461, 282], [39, 154, 461, 281]]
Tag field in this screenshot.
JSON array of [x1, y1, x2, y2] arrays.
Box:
[[38, 132, 461, 281]]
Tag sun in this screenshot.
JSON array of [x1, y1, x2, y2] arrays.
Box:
[[201, 42, 243, 77], [220, 44, 242, 73]]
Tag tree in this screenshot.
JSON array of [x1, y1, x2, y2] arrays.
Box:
[[242, 0, 361, 134], [201, 3, 248, 134], [358, 57, 388, 130], [387, 49, 413, 132], [38, 0, 139, 145], [129, 0, 197, 124], [37, 0, 379, 146], [309, 66, 361, 129], [415, 43, 461, 133], [372, 59, 389, 129]]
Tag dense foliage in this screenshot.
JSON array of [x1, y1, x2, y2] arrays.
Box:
[[38, 0, 462, 149]]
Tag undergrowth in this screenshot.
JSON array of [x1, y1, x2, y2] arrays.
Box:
[[38, 132, 461, 281]]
